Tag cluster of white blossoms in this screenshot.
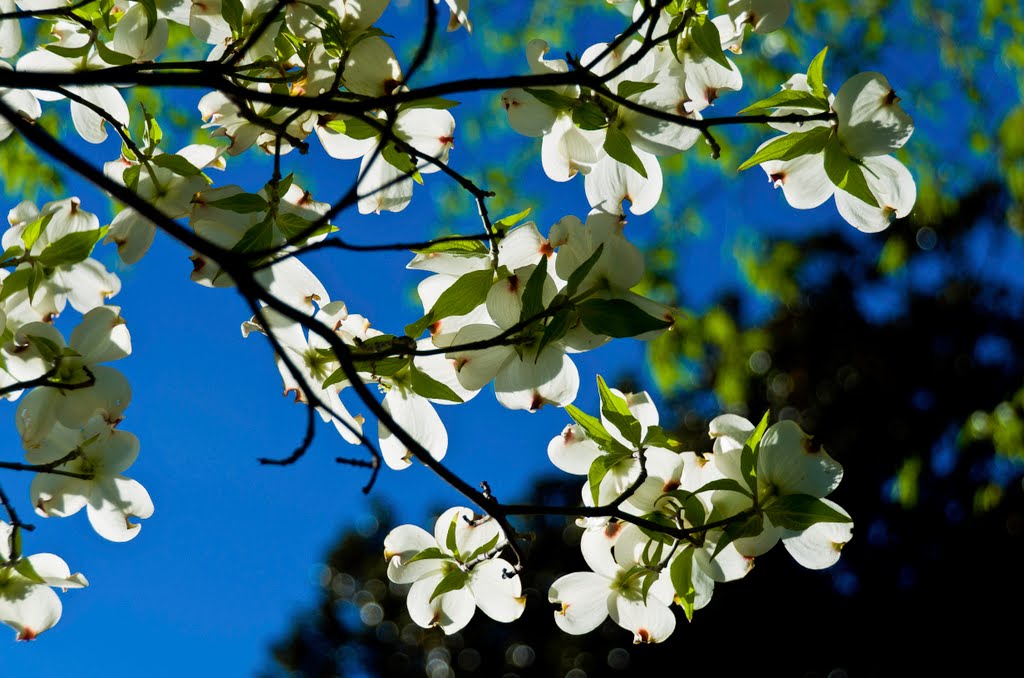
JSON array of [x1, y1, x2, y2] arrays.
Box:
[[387, 381, 852, 641], [0, 198, 152, 638], [0, 0, 907, 642]]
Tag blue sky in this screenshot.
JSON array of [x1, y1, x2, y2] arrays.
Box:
[[3, 1, 1021, 675]]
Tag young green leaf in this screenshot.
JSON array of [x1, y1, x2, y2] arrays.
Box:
[[36, 229, 102, 267], [737, 126, 832, 172], [806, 47, 829, 99], [523, 87, 577, 110], [572, 100, 609, 130], [429, 569, 469, 602], [207, 193, 270, 214], [737, 89, 831, 115], [603, 124, 647, 178], [670, 547, 697, 622], [824, 139, 880, 207], [689, 16, 733, 72], [763, 494, 852, 531], [494, 207, 531, 228], [409, 365, 464, 403], [564, 243, 604, 298], [596, 375, 642, 446], [412, 237, 489, 256], [151, 153, 201, 177], [577, 299, 672, 338], [231, 216, 275, 255], [405, 546, 450, 564], [519, 256, 549, 323], [616, 80, 658, 100]]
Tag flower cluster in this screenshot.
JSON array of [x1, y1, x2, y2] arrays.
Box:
[[0, 199, 151, 638], [0, 0, 905, 642], [388, 381, 852, 642]]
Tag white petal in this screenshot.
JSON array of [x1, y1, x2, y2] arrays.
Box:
[[548, 572, 611, 634], [384, 524, 446, 584], [758, 420, 843, 497], [494, 346, 579, 411], [835, 71, 914, 156], [759, 147, 834, 210], [585, 151, 662, 216], [547, 424, 603, 475], [69, 305, 130, 364], [379, 387, 448, 470], [609, 596, 676, 643], [71, 86, 130, 144], [781, 499, 853, 569], [407, 572, 476, 634], [468, 559, 525, 622], [501, 88, 557, 137], [85, 476, 153, 542], [834, 154, 916, 233]]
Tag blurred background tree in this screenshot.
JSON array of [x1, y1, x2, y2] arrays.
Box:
[[257, 1, 1024, 674]]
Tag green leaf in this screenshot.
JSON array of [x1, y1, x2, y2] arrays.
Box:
[[637, 511, 678, 544], [123, 164, 141, 192], [0, 245, 24, 265], [30, 333, 63, 364], [463, 533, 500, 562], [352, 356, 410, 378], [519, 255, 548, 323], [221, 0, 244, 36], [763, 494, 852, 531], [737, 126, 832, 171], [640, 570, 659, 604], [20, 213, 51, 252], [14, 558, 46, 585], [339, 117, 379, 140], [207, 193, 269, 214], [588, 455, 614, 506], [321, 365, 348, 389], [45, 44, 91, 59], [806, 47, 829, 99], [494, 207, 531, 228], [409, 365, 464, 403], [324, 118, 347, 134], [565, 243, 604, 298], [740, 410, 770, 496], [670, 547, 697, 621], [578, 299, 672, 338], [738, 89, 831, 115], [536, 308, 573, 357], [381, 142, 422, 183], [642, 425, 681, 450], [564, 405, 615, 447], [151, 153, 200, 177], [523, 87, 577, 110], [405, 268, 493, 336], [429, 569, 469, 602], [37, 229, 102, 267], [597, 375, 642, 446], [711, 513, 763, 560], [689, 16, 733, 72], [445, 516, 460, 557], [571, 100, 609, 130], [95, 40, 135, 66], [616, 80, 658, 100], [603, 124, 647, 178], [412, 237, 488, 256], [0, 266, 31, 303], [824, 139, 879, 207], [693, 478, 751, 497], [138, 0, 158, 37], [231, 216, 275, 255], [405, 546, 450, 563], [398, 96, 460, 111]]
